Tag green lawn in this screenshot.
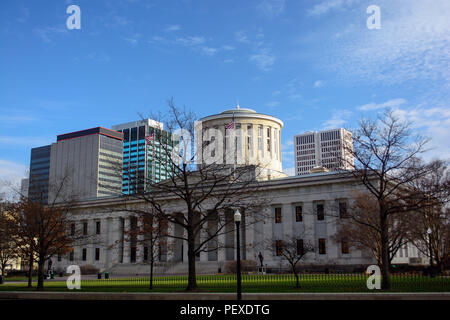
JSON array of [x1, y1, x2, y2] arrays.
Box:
[[1, 274, 449, 293]]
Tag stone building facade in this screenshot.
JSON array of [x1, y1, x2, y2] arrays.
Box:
[[51, 172, 387, 275]]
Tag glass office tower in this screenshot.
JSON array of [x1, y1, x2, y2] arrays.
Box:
[[112, 119, 179, 195], [28, 145, 51, 203]]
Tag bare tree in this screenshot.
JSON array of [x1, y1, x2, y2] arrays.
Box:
[[120, 99, 270, 291], [406, 159, 450, 273], [125, 214, 171, 289], [333, 191, 411, 267], [267, 236, 314, 288], [0, 200, 18, 277], [343, 109, 434, 289], [8, 175, 82, 291]]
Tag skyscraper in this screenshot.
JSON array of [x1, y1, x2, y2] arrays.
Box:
[[28, 145, 51, 203], [112, 119, 179, 194], [294, 128, 354, 175], [48, 127, 123, 202]]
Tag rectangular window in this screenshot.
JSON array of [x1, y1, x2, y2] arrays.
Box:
[[57, 252, 62, 262], [130, 247, 136, 263], [69, 250, 74, 262], [96, 221, 101, 234], [266, 127, 271, 152], [143, 247, 148, 261], [341, 239, 349, 254], [138, 126, 146, 140], [276, 240, 282, 256], [95, 248, 100, 261], [131, 127, 137, 141], [297, 239, 304, 256], [275, 207, 282, 223], [258, 125, 263, 155], [122, 128, 130, 142], [70, 223, 75, 236], [317, 204, 325, 221], [295, 206, 303, 222], [319, 238, 326, 254], [247, 124, 253, 158], [83, 222, 88, 235], [82, 248, 87, 261], [339, 202, 348, 218], [236, 124, 241, 159], [274, 128, 278, 160]]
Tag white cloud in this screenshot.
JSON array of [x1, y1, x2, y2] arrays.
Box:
[[165, 25, 180, 32], [357, 98, 407, 111], [222, 45, 235, 51], [201, 47, 218, 56], [235, 31, 249, 43], [257, 0, 285, 18], [0, 159, 27, 200], [123, 33, 141, 46], [249, 48, 276, 71], [326, 0, 450, 85], [308, 0, 359, 16], [176, 36, 206, 46], [391, 106, 450, 160], [266, 101, 280, 107], [0, 136, 53, 147], [322, 110, 352, 129], [313, 80, 324, 88], [34, 27, 68, 43]]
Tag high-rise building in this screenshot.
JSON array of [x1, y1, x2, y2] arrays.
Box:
[[294, 128, 354, 175], [112, 119, 179, 194], [28, 145, 51, 203], [48, 127, 123, 202]]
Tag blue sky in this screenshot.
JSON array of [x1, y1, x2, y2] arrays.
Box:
[[1, 0, 449, 191]]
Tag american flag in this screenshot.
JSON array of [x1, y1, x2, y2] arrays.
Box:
[[145, 134, 154, 144], [225, 112, 235, 130]]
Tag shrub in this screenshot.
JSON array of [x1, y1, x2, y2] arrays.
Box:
[[224, 260, 257, 273], [79, 264, 99, 275], [5, 269, 38, 277]]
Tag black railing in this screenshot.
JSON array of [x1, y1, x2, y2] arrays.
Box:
[[65, 273, 450, 292]]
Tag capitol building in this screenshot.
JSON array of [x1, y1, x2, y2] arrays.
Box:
[[48, 106, 423, 275]]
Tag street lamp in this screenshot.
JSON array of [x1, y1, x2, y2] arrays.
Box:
[[234, 209, 242, 301], [427, 228, 434, 278]]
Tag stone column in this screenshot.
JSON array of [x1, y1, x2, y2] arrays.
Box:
[[136, 217, 144, 263], [200, 225, 208, 262], [245, 213, 254, 262], [89, 219, 96, 264], [166, 220, 176, 262], [123, 216, 131, 263]]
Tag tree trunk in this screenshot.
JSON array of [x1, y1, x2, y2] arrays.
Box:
[[380, 211, 391, 290], [150, 259, 154, 290], [27, 253, 33, 288], [295, 272, 299, 289], [186, 231, 197, 291], [36, 255, 45, 291]]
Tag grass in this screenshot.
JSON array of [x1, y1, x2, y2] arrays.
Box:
[[0, 274, 449, 293]]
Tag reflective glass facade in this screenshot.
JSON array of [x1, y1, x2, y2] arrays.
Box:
[[115, 122, 178, 195], [29, 145, 51, 203]]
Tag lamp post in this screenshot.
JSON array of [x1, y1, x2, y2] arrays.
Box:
[[234, 209, 242, 301], [427, 228, 434, 278]]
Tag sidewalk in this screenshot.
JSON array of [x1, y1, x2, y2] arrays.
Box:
[[0, 291, 449, 300]]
